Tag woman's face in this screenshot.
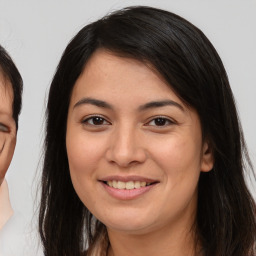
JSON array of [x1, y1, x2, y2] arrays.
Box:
[[66, 50, 213, 235], [0, 73, 16, 185]]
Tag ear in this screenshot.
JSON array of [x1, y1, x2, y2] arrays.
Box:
[[201, 141, 214, 172]]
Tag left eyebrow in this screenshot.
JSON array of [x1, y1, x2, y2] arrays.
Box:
[[73, 97, 113, 109], [138, 100, 184, 112]]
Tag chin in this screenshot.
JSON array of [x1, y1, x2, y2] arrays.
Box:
[[97, 212, 157, 234]]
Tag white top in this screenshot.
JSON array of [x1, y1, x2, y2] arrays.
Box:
[[0, 212, 41, 256], [0, 179, 43, 256], [0, 179, 13, 229]]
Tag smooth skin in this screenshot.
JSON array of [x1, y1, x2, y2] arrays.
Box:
[[0, 73, 16, 186], [66, 50, 214, 256]]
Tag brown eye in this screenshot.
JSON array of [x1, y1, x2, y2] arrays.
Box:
[[0, 123, 9, 132], [83, 116, 110, 126], [147, 117, 173, 127], [154, 118, 168, 126]]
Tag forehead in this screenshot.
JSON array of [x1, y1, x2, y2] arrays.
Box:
[[71, 50, 180, 103], [0, 71, 13, 116]]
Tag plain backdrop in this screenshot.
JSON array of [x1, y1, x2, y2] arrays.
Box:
[[0, 0, 255, 255]]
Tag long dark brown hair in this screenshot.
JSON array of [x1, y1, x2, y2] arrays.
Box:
[[39, 6, 256, 256]]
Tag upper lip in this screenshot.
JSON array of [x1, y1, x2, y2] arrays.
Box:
[[99, 175, 159, 183]]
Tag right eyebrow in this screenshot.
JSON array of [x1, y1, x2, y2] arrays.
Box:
[[73, 97, 113, 109], [138, 100, 184, 112]]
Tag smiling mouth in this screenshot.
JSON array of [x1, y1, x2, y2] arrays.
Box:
[[103, 180, 157, 190]]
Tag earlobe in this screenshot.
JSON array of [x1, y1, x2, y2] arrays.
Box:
[[201, 141, 214, 172]]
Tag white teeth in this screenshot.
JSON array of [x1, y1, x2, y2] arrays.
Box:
[[134, 181, 140, 189], [140, 181, 146, 187], [107, 180, 150, 189], [125, 181, 134, 190], [117, 181, 126, 189], [113, 180, 117, 187]]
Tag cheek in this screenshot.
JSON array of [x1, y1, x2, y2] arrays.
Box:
[[66, 131, 105, 173], [66, 131, 100, 207], [148, 133, 202, 200], [147, 136, 202, 219], [66, 130, 110, 207], [151, 135, 201, 171]]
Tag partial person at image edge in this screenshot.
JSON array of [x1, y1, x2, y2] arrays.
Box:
[[0, 45, 23, 229]]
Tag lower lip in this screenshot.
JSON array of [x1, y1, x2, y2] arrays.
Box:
[[101, 182, 157, 200]]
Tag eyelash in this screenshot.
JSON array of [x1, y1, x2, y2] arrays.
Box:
[[81, 115, 175, 127]]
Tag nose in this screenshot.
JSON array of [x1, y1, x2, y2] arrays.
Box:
[[105, 124, 147, 167]]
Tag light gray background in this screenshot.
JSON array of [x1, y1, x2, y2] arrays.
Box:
[[0, 0, 255, 255]]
